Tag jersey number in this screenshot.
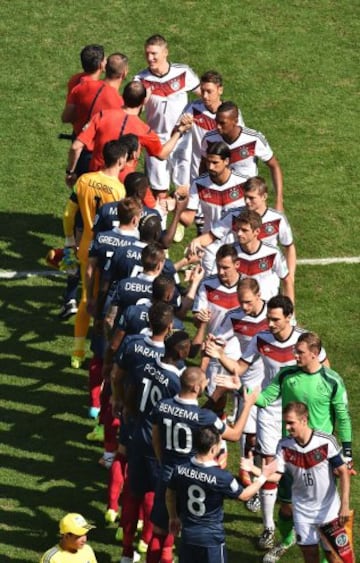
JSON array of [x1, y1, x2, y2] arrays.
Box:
[[163, 418, 192, 454], [187, 484, 206, 516], [139, 378, 161, 412], [162, 100, 168, 114], [302, 471, 314, 487]]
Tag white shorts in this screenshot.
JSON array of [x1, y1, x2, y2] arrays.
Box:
[[256, 404, 282, 456], [294, 522, 329, 550], [145, 145, 190, 192]]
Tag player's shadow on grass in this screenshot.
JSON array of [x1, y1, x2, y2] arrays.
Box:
[[0, 212, 63, 272]]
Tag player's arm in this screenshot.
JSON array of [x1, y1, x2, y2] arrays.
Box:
[[254, 371, 282, 408], [152, 423, 162, 462], [85, 257, 98, 310], [331, 377, 354, 472], [265, 155, 283, 212], [61, 103, 76, 124], [179, 208, 196, 227], [222, 388, 259, 441], [281, 274, 295, 306], [102, 328, 126, 380], [205, 338, 250, 378], [155, 115, 193, 160], [241, 453, 282, 484], [238, 457, 279, 501], [282, 243, 297, 282], [161, 193, 189, 248], [110, 363, 128, 407], [66, 139, 85, 187], [63, 198, 79, 246], [188, 231, 216, 255], [165, 487, 182, 536], [176, 264, 205, 320], [337, 463, 351, 523]]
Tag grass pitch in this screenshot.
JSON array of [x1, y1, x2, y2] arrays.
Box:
[[1, 1, 359, 561]]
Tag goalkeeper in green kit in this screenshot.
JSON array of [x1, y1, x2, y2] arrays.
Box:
[[218, 331, 354, 562]]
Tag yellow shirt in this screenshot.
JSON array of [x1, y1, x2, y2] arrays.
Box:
[[40, 543, 97, 563], [63, 170, 125, 263]]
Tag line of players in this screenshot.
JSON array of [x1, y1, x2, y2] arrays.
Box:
[[57, 36, 354, 563]]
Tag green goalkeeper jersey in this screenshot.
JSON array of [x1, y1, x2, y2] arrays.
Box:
[[255, 365, 352, 443]]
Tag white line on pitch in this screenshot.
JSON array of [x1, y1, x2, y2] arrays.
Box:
[[297, 257, 360, 265]]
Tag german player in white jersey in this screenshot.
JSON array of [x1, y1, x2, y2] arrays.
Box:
[[200, 101, 284, 211], [217, 279, 267, 468], [134, 34, 200, 193], [232, 209, 293, 303], [189, 176, 296, 282], [180, 70, 245, 183], [193, 244, 241, 335], [245, 401, 351, 563], [206, 295, 328, 551]]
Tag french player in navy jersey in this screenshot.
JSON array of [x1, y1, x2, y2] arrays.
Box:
[[105, 242, 166, 334], [166, 426, 277, 563], [112, 303, 175, 562], [88, 197, 141, 317], [75, 197, 141, 420], [92, 167, 161, 236], [147, 367, 262, 563]]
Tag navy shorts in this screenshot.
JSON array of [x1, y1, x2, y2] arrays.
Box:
[[179, 542, 227, 563], [128, 451, 160, 496]]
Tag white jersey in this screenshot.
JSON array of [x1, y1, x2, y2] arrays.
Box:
[[276, 431, 342, 524], [217, 302, 268, 387], [187, 171, 247, 232], [201, 126, 273, 177], [181, 99, 245, 182], [211, 206, 294, 249], [243, 326, 327, 389], [193, 274, 240, 334], [134, 63, 200, 140], [233, 241, 289, 302]]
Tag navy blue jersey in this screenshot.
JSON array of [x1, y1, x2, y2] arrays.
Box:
[[104, 239, 147, 282], [117, 300, 184, 335], [111, 272, 155, 310], [89, 227, 138, 271], [93, 202, 160, 236], [168, 458, 242, 546], [151, 396, 226, 475], [93, 201, 120, 235], [133, 358, 183, 451]]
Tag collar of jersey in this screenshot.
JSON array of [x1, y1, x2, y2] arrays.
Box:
[[174, 394, 198, 406], [143, 336, 164, 348], [156, 357, 181, 374], [191, 457, 218, 468]]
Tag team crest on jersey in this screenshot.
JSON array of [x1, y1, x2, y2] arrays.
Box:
[[240, 147, 249, 157], [258, 258, 268, 271], [170, 78, 181, 91], [229, 187, 240, 200], [264, 223, 275, 234]]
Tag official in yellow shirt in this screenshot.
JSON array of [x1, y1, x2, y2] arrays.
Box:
[[63, 140, 127, 366], [40, 513, 97, 562]]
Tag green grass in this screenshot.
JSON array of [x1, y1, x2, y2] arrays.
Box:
[[1, 1, 359, 561]]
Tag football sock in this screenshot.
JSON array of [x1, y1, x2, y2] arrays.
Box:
[[278, 510, 295, 546], [260, 483, 278, 529]]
